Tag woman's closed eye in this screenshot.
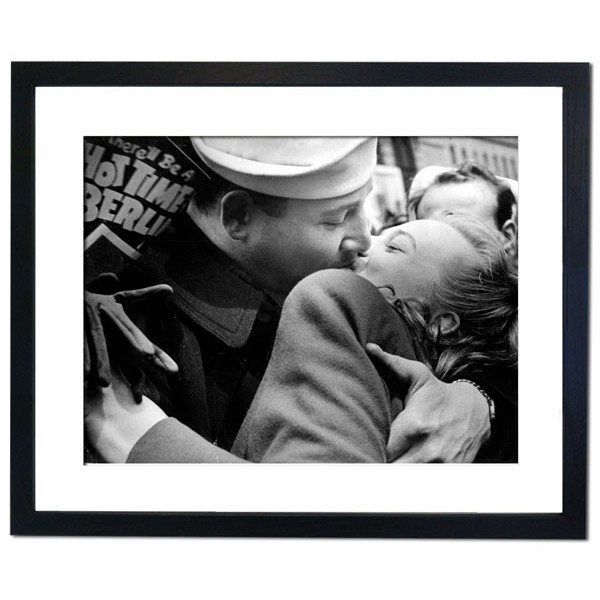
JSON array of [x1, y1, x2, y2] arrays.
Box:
[[384, 231, 416, 254], [385, 240, 407, 253]]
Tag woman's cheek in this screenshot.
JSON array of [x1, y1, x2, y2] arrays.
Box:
[[361, 260, 386, 286]]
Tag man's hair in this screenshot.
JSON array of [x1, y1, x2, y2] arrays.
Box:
[[192, 163, 288, 218], [409, 162, 517, 230], [390, 213, 518, 381]]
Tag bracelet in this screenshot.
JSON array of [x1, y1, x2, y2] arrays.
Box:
[[453, 379, 496, 428]]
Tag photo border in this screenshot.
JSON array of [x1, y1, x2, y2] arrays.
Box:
[[11, 62, 590, 538]]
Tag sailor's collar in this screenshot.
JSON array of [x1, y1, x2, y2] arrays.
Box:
[[138, 217, 275, 348]]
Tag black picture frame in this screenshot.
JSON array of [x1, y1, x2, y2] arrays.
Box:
[[11, 62, 590, 539]]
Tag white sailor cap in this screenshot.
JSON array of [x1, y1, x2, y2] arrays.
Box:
[[190, 137, 377, 200]]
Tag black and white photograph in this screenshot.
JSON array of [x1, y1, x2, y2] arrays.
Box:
[[83, 136, 518, 465], [15, 67, 583, 530], [4, 4, 598, 599], [7, 52, 593, 600]]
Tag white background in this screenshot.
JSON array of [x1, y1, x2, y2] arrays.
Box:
[[35, 86, 562, 514], [2, 2, 598, 599]]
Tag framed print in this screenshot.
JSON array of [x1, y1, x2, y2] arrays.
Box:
[[11, 62, 590, 538]]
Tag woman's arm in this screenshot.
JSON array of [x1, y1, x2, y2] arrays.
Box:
[[232, 269, 418, 463]]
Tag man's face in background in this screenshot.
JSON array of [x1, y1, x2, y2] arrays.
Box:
[[416, 179, 499, 230]]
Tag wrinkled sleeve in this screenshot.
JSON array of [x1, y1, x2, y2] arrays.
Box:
[[232, 270, 417, 463], [128, 418, 244, 463]]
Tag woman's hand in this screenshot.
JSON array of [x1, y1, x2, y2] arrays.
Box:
[[366, 343, 490, 462]]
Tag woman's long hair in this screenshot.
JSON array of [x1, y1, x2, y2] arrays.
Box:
[[390, 214, 518, 382]]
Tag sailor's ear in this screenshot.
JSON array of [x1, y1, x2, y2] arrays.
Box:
[[219, 189, 255, 240]]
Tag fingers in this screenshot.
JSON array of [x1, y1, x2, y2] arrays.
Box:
[[386, 409, 433, 461], [114, 284, 174, 304], [84, 331, 91, 381], [100, 303, 157, 357], [150, 345, 179, 373], [86, 288, 179, 377], [85, 297, 111, 387], [386, 419, 418, 460], [387, 418, 443, 463], [391, 447, 444, 463], [100, 303, 179, 374], [366, 343, 430, 395]]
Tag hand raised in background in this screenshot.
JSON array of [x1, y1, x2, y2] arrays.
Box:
[[84, 274, 178, 387]]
